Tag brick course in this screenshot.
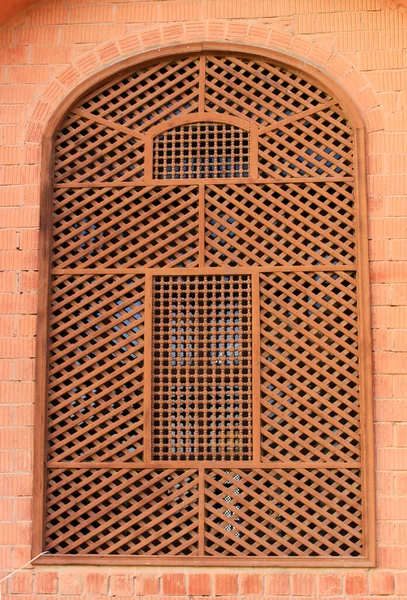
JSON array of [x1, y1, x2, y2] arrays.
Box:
[[0, 0, 406, 597]]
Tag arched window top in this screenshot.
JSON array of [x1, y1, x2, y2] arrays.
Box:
[[36, 49, 374, 567]]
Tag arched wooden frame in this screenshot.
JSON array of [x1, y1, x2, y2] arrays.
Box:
[[33, 43, 375, 567]]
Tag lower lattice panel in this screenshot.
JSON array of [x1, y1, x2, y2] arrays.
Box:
[[45, 468, 363, 558], [205, 469, 363, 557], [45, 469, 199, 555]]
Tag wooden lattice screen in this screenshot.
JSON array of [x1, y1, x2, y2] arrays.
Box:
[[35, 51, 374, 566]]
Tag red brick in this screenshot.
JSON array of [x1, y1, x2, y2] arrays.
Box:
[[395, 472, 407, 494], [15, 405, 34, 427], [9, 571, 34, 594], [188, 574, 211, 596], [291, 574, 315, 596], [0, 316, 14, 336], [378, 547, 407, 569], [31, 46, 73, 65], [59, 572, 83, 595], [15, 357, 36, 380], [0, 428, 32, 450], [396, 573, 407, 595], [0, 272, 16, 292], [0, 522, 31, 545], [395, 423, 407, 446], [377, 448, 407, 471], [162, 573, 185, 596], [85, 573, 108, 595], [7, 65, 50, 84], [317, 574, 342, 596], [71, 6, 114, 24], [27, 7, 70, 26], [110, 574, 133, 596], [344, 573, 368, 595], [134, 574, 159, 596], [214, 574, 238, 596], [60, 26, 104, 45], [0, 497, 13, 519], [370, 572, 395, 595], [375, 423, 394, 447], [35, 571, 57, 594], [16, 315, 37, 337], [15, 497, 32, 521], [16, 27, 59, 45], [239, 574, 263, 595]]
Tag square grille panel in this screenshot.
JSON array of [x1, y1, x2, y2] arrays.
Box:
[[152, 274, 252, 461], [153, 123, 250, 179]]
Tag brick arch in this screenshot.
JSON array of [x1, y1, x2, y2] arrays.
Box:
[[26, 20, 384, 145]]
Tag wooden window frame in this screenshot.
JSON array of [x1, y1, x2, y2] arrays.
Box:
[[33, 43, 375, 567]]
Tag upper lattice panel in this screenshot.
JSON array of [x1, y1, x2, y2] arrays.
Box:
[[54, 54, 354, 185]]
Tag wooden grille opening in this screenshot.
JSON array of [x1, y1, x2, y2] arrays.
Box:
[[152, 274, 252, 461], [36, 50, 374, 566], [153, 123, 250, 179]]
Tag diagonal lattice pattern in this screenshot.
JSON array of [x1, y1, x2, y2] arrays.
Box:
[[54, 115, 144, 183], [205, 56, 333, 125], [52, 186, 199, 269], [205, 469, 363, 557], [259, 271, 360, 462], [77, 57, 200, 132], [48, 275, 145, 462], [258, 106, 354, 178], [45, 469, 199, 555], [205, 183, 356, 267]]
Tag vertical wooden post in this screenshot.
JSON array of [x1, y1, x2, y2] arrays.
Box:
[[198, 468, 205, 556], [251, 271, 261, 463], [143, 271, 153, 463]]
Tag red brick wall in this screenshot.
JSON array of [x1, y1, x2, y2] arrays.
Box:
[[1, 0, 407, 597]]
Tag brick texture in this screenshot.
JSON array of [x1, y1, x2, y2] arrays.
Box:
[[0, 0, 406, 597]]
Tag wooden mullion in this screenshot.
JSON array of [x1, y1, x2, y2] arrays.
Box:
[[199, 184, 205, 267], [199, 468, 205, 556], [259, 99, 339, 134], [32, 135, 54, 558], [46, 460, 362, 469], [72, 108, 146, 140], [354, 126, 375, 563], [251, 271, 261, 463], [143, 272, 153, 463], [199, 55, 206, 111], [51, 264, 358, 276], [53, 176, 355, 188]]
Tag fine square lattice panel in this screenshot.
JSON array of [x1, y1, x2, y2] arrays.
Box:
[[52, 186, 200, 269], [205, 183, 356, 267], [153, 123, 250, 179], [45, 469, 199, 555], [77, 57, 200, 132], [258, 106, 354, 179], [54, 115, 144, 184], [259, 271, 360, 462], [48, 275, 145, 462], [152, 274, 252, 461], [205, 56, 333, 125], [204, 469, 363, 557]]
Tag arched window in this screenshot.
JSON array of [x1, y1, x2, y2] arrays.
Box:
[[34, 49, 374, 566]]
